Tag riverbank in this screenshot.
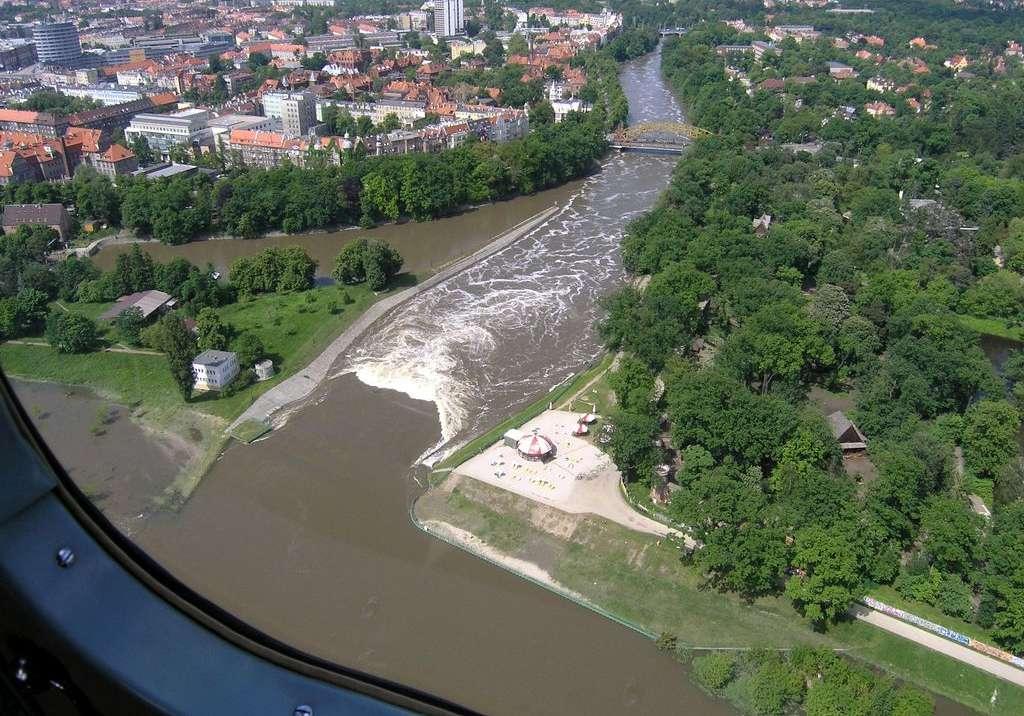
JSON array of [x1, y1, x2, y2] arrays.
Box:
[[413, 469, 1024, 714], [230, 204, 561, 433]]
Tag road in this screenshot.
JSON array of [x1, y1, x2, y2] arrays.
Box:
[[851, 604, 1024, 687]]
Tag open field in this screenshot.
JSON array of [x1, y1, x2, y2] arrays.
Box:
[[415, 474, 1024, 714]]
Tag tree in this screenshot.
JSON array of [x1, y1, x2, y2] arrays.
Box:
[[247, 51, 270, 70], [364, 240, 403, 290], [145, 314, 197, 399], [45, 312, 97, 353], [130, 135, 154, 166], [12, 288, 49, 334], [332, 239, 403, 290], [508, 33, 529, 57], [785, 525, 863, 626], [194, 307, 228, 351], [692, 653, 736, 690], [483, 36, 505, 67], [333, 239, 368, 284], [960, 270, 1024, 319], [962, 400, 1021, 480], [301, 52, 328, 71], [54, 256, 99, 301], [530, 100, 555, 126], [230, 246, 316, 295], [671, 465, 789, 597], [606, 409, 660, 482], [719, 302, 834, 396], [918, 495, 982, 576], [234, 333, 264, 369], [115, 306, 145, 346], [607, 354, 654, 412], [747, 654, 806, 716], [360, 170, 401, 222], [807, 284, 851, 334]]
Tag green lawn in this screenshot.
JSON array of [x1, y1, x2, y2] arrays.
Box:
[[191, 282, 382, 421], [3, 285, 385, 424], [0, 345, 178, 419], [832, 619, 1024, 715], [957, 314, 1024, 342], [417, 475, 1024, 715], [560, 362, 616, 415]]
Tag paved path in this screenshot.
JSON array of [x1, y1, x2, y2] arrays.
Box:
[[851, 605, 1024, 687], [229, 205, 561, 432], [4, 340, 160, 355]]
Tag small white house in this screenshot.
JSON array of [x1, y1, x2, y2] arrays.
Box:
[[254, 359, 274, 382], [192, 350, 240, 391]]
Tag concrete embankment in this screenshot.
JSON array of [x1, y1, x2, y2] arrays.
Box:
[[229, 204, 561, 433]]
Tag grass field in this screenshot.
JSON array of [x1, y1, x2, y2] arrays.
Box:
[[2, 281, 393, 423], [416, 474, 1024, 715], [867, 584, 998, 646], [189, 281, 383, 421]]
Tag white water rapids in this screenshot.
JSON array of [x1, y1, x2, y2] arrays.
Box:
[[337, 45, 684, 462]]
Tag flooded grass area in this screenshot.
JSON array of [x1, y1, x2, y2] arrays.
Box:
[[8, 379, 207, 534]]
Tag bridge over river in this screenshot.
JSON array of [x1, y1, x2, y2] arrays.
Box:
[[607, 120, 712, 154]]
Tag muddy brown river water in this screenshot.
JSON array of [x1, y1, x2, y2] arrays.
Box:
[[9, 46, 971, 715]]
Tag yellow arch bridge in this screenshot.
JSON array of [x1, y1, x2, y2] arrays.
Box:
[[608, 122, 712, 154]]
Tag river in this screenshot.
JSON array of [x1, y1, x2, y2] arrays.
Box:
[[10, 46, 971, 714], [130, 47, 735, 714]]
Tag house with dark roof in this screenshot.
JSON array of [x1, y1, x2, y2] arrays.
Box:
[[828, 411, 868, 452], [1, 203, 71, 241], [98, 290, 176, 322]]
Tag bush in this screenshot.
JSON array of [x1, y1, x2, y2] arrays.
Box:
[[746, 655, 805, 716], [692, 652, 736, 690], [655, 632, 678, 652]]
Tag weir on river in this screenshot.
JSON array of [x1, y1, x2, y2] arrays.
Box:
[[134, 45, 733, 715]]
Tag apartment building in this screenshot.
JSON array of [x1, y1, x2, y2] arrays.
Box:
[[262, 91, 317, 136], [125, 108, 213, 156]]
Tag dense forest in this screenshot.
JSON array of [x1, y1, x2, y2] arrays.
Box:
[[600, 16, 1024, 663]]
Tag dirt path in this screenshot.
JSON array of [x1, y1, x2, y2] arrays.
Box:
[[5, 340, 161, 355], [851, 605, 1024, 687]]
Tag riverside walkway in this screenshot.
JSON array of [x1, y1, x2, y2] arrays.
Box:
[[851, 604, 1024, 688], [229, 205, 561, 434]]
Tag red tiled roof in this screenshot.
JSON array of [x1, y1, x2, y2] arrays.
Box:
[[0, 108, 41, 124], [98, 144, 135, 162]]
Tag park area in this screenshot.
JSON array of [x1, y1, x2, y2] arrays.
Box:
[[454, 409, 671, 536]]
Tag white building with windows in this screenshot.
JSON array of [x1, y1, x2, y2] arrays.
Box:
[[125, 109, 213, 156], [434, 0, 465, 37], [262, 91, 317, 137], [192, 350, 240, 391]]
